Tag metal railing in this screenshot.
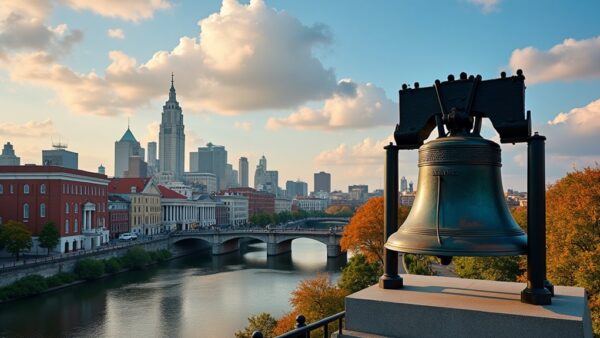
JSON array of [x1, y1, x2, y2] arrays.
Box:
[[252, 312, 345, 338], [0, 234, 169, 272]]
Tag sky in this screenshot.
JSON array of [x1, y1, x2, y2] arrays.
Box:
[[0, 0, 599, 192]]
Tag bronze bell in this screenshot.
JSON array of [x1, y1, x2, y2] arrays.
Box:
[[385, 133, 527, 262]]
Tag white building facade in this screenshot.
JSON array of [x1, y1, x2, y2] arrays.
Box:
[[219, 193, 249, 226]]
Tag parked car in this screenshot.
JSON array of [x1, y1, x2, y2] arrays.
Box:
[[118, 233, 138, 241]]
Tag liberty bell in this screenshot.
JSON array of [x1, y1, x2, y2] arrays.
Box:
[[385, 72, 531, 265]]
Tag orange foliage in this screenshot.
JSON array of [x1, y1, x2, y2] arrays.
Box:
[[545, 167, 600, 334], [341, 197, 410, 265], [289, 273, 348, 323], [273, 311, 298, 336]]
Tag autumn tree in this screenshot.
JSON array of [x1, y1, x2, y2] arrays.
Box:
[[545, 167, 599, 335], [235, 312, 277, 338], [38, 222, 60, 255], [0, 220, 32, 260], [341, 197, 410, 265], [274, 274, 348, 335]]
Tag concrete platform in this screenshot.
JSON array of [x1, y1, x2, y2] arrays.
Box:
[[340, 274, 592, 338]]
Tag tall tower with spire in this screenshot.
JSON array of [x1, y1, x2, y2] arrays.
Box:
[[159, 73, 185, 181]]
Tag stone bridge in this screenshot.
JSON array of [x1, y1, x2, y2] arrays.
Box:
[[170, 227, 344, 258]]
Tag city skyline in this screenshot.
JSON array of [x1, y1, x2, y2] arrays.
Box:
[[1, 0, 598, 191]]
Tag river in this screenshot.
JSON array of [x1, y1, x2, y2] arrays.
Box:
[[0, 239, 347, 338]]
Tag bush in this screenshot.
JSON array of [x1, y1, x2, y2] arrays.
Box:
[[122, 246, 151, 270], [104, 257, 122, 274], [74, 258, 105, 280], [404, 254, 434, 275], [152, 249, 172, 262], [45, 272, 77, 288], [0, 275, 48, 301]]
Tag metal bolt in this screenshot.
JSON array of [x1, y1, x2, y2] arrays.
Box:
[[517, 69, 523, 76], [414, 82, 420, 89], [251, 331, 264, 338], [401, 83, 408, 90], [296, 314, 306, 328], [435, 79, 441, 86], [500, 71, 506, 78], [459, 72, 467, 80], [447, 74, 455, 81]]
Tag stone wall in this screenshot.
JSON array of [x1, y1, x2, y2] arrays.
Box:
[[0, 237, 208, 287]]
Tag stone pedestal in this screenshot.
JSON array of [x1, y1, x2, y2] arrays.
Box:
[[337, 274, 592, 338]]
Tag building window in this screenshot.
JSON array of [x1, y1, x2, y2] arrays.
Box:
[[10, 184, 13, 194], [23, 184, 30, 194], [74, 203, 78, 213], [23, 203, 30, 219], [74, 219, 78, 232], [0, 184, 3, 194], [0, 216, 2, 224], [65, 219, 69, 233], [40, 184, 46, 194], [66, 203, 70, 214], [40, 203, 46, 217]]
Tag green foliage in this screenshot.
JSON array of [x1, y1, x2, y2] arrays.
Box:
[[235, 312, 277, 338], [338, 254, 382, 293], [404, 254, 434, 275], [122, 246, 152, 269], [152, 249, 172, 262], [453, 256, 522, 281], [45, 272, 77, 288], [74, 258, 105, 280], [0, 275, 47, 301], [104, 257, 123, 274], [0, 220, 32, 259], [38, 222, 60, 255]]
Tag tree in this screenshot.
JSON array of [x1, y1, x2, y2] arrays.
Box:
[[340, 197, 410, 265], [544, 167, 599, 335], [38, 222, 60, 255], [0, 221, 32, 260], [452, 207, 527, 282], [338, 254, 382, 293], [235, 312, 277, 338], [272, 274, 348, 335]]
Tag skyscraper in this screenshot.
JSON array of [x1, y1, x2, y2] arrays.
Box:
[[198, 143, 228, 190], [114, 127, 144, 177], [254, 155, 279, 195], [159, 74, 185, 181], [43, 143, 78, 170], [286, 180, 308, 198], [314, 171, 331, 193], [147, 142, 157, 169], [189, 152, 199, 172], [400, 176, 408, 192], [239, 157, 249, 187], [0, 142, 20, 166]]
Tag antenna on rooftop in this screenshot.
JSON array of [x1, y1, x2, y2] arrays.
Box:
[[51, 137, 68, 149]]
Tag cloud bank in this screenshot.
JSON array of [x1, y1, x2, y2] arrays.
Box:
[[510, 36, 600, 83], [1, 0, 338, 116], [266, 80, 396, 130]]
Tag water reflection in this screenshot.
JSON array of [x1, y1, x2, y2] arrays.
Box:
[[0, 238, 346, 338]]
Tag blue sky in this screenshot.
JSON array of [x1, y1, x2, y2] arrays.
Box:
[[1, 0, 599, 191]]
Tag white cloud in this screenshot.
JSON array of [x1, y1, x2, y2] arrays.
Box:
[[315, 136, 394, 166], [266, 80, 396, 130], [510, 36, 600, 83], [467, 0, 500, 13], [1, 0, 337, 116], [547, 98, 600, 134], [0, 6, 82, 60], [234, 121, 252, 131], [107, 28, 125, 39], [62, 0, 171, 22], [0, 119, 57, 137]]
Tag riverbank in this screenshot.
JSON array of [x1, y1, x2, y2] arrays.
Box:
[[0, 247, 181, 304]]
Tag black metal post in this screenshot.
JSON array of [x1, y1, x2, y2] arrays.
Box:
[[379, 143, 403, 289], [521, 133, 551, 305]]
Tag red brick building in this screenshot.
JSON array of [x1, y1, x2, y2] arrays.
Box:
[[0, 165, 110, 253], [108, 194, 130, 239], [221, 187, 274, 216]]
